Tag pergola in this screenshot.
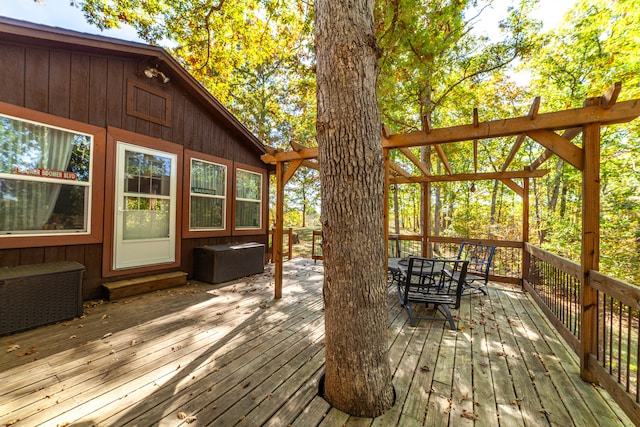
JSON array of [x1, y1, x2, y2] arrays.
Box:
[[262, 82, 640, 418]]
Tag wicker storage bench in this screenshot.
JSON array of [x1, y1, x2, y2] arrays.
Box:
[[0, 261, 85, 335], [194, 243, 264, 284]]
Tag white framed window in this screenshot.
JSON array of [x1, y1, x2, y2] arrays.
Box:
[[189, 158, 227, 230], [235, 168, 262, 230], [0, 113, 93, 236]]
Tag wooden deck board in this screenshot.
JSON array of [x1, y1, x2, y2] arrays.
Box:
[[0, 258, 634, 427]]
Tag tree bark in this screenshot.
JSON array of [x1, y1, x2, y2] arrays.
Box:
[[315, 0, 394, 417]]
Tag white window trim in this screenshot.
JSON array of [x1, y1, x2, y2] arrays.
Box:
[[0, 113, 94, 237], [189, 157, 228, 231], [235, 168, 263, 230]]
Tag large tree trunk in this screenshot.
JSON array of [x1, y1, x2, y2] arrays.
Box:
[[315, 0, 394, 417]]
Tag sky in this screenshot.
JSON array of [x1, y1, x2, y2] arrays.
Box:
[[2, 0, 577, 44]]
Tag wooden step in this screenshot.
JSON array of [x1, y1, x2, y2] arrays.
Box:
[[103, 271, 188, 300]]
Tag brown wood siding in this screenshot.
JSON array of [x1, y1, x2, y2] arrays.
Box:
[[24, 47, 48, 111], [0, 44, 25, 105], [49, 50, 71, 118], [69, 53, 91, 123], [0, 36, 268, 301]]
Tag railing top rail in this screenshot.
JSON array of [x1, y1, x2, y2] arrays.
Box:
[[589, 270, 640, 309], [525, 243, 581, 279], [428, 235, 522, 249]]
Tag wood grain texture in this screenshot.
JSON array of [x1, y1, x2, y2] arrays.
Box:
[[0, 259, 632, 426]]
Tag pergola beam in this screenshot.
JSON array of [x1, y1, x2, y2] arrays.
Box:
[[390, 169, 548, 184], [261, 146, 318, 164], [601, 82, 621, 109], [501, 134, 526, 172], [500, 178, 524, 197], [384, 99, 640, 148], [434, 144, 453, 174], [398, 147, 431, 176], [526, 129, 584, 170], [527, 127, 582, 171]]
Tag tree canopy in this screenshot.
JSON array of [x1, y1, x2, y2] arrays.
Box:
[[63, 0, 640, 284]]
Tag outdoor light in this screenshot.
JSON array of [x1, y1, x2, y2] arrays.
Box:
[[143, 67, 170, 83]]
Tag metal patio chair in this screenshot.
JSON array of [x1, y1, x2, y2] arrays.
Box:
[[397, 257, 469, 330]]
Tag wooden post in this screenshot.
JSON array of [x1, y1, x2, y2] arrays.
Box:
[[522, 177, 529, 287], [383, 148, 390, 260], [274, 160, 284, 299], [580, 97, 601, 382], [423, 182, 431, 257]]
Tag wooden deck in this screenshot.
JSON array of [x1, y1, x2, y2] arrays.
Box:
[[0, 258, 632, 426]]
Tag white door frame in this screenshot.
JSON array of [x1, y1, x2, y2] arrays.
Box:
[[113, 142, 177, 270]]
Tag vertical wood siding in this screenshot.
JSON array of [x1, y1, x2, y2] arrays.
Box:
[[0, 39, 268, 300]]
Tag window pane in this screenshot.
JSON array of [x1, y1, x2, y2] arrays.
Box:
[[0, 115, 91, 182], [190, 196, 224, 229], [0, 115, 93, 236], [123, 196, 169, 240], [0, 179, 87, 233], [236, 169, 261, 201], [124, 152, 171, 196], [236, 200, 261, 229], [191, 159, 225, 196]]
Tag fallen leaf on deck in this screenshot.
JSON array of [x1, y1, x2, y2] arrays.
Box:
[[17, 347, 36, 357], [419, 365, 431, 372], [69, 335, 76, 339], [178, 412, 187, 419], [6, 344, 20, 352], [185, 416, 197, 423], [102, 333, 112, 339], [461, 410, 478, 420]]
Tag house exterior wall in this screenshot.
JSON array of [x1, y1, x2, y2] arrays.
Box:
[[0, 28, 268, 300]]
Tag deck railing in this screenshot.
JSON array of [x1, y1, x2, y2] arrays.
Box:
[[268, 227, 293, 262], [386, 234, 522, 284], [523, 243, 581, 353], [588, 270, 640, 419], [523, 243, 640, 423], [312, 230, 323, 261]]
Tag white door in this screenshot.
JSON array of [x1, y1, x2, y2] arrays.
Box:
[[114, 142, 177, 269]]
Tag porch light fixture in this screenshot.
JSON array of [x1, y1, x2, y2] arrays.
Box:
[[143, 67, 170, 83]]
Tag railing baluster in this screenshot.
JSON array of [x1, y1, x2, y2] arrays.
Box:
[[626, 305, 632, 393], [609, 296, 614, 375]]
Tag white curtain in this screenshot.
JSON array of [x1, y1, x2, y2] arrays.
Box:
[[1, 119, 74, 231]]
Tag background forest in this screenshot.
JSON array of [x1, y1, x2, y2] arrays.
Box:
[[71, 0, 639, 283]]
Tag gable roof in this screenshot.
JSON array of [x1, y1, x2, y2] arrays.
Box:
[[0, 17, 265, 154]]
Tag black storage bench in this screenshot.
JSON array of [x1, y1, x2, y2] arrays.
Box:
[[0, 261, 85, 336], [194, 243, 265, 284]]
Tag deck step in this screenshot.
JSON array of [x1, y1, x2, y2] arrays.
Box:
[[103, 271, 187, 300]]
